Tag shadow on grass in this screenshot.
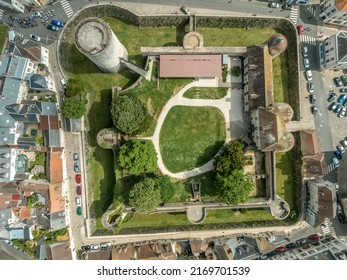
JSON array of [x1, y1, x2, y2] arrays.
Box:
[[195, 140, 224, 167]]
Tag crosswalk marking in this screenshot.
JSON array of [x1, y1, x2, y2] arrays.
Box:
[[326, 162, 336, 173], [321, 222, 330, 235], [300, 35, 316, 45], [290, 7, 299, 25], [61, 0, 74, 18], [0, 9, 4, 21]]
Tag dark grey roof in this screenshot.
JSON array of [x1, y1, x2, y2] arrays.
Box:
[[47, 130, 61, 147], [36, 244, 48, 260], [29, 74, 47, 90], [8, 45, 23, 57], [49, 211, 66, 231], [41, 102, 58, 116], [226, 237, 259, 260], [17, 137, 36, 146], [0, 208, 13, 228], [65, 118, 82, 132]]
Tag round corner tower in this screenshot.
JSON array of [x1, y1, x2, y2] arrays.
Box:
[[74, 17, 128, 73]]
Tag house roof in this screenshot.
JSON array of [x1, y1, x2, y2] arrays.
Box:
[[136, 244, 160, 260], [111, 246, 136, 260], [159, 54, 222, 78], [47, 242, 72, 260], [39, 115, 59, 130], [49, 211, 66, 231], [190, 239, 209, 254], [41, 102, 58, 116], [29, 74, 47, 90], [335, 0, 347, 11], [301, 130, 320, 156], [48, 151, 63, 183], [336, 31, 347, 63], [247, 45, 274, 110], [303, 153, 327, 179], [0, 208, 14, 228], [84, 250, 112, 260], [16, 46, 41, 63], [49, 183, 65, 214], [47, 130, 61, 147], [318, 187, 335, 225], [0, 192, 12, 208], [19, 208, 32, 220]]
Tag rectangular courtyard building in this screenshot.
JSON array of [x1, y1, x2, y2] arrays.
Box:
[[159, 54, 222, 78]]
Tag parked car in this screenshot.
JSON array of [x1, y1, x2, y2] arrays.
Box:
[[74, 162, 80, 173], [180, 6, 190, 15], [100, 242, 111, 250], [76, 197, 81, 207], [91, 244, 100, 251], [286, 243, 296, 249], [340, 88, 347, 93], [334, 151, 342, 160], [29, 34, 41, 42], [309, 94, 316, 104], [51, 19, 64, 27], [76, 206, 82, 216], [308, 82, 314, 93], [303, 58, 310, 68], [81, 245, 90, 251], [342, 139, 347, 147], [328, 102, 338, 111], [73, 153, 78, 161], [338, 107, 346, 117], [334, 77, 343, 87], [341, 75, 347, 86], [275, 246, 285, 253], [60, 79, 67, 89], [337, 203, 343, 214], [302, 46, 308, 57], [267, 251, 276, 257], [269, 2, 280, 8], [327, 92, 337, 102], [75, 174, 81, 183], [296, 238, 307, 245], [76, 185, 82, 195], [297, 25, 304, 35], [337, 94, 347, 103], [311, 106, 318, 114], [305, 70, 312, 81], [334, 104, 343, 113], [29, 11, 42, 19], [47, 24, 59, 31], [343, 98, 347, 106], [336, 184, 339, 192], [337, 144, 345, 154], [338, 213, 346, 224], [282, 4, 294, 10], [332, 157, 340, 167], [308, 234, 320, 240]]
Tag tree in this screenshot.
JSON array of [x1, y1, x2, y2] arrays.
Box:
[[231, 66, 241, 77], [155, 175, 175, 203], [65, 78, 85, 98], [215, 170, 254, 205], [213, 140, 245, 175], [110, 94, 147, 135], [118, 140, 157, 175], [129, 178, 161, 213], [62, 97, 87, 119]]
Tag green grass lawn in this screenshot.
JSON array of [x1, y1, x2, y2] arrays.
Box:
[[0, 25, 7, 53], [197, 27, 277, 47], [275, 152, 295, 209], [273, 55, 289, 103], [119, 208, 275, 230], [160, 106, 226, 173], [183, 87, 228, 99]]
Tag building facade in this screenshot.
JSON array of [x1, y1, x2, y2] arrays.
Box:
[[319, 0, 347, 26], [319, 31, 347, 70], [0, 0, 41, 13]]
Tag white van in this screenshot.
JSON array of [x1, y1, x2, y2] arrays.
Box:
[[305, 70, 313, 81], [76, 197, 81, 207]]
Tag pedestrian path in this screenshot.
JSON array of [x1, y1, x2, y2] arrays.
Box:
[[0, 9, 4, 21], [290, 7, 299, 25], [300, 35, 316, 45], [321, 221, 331, 235], [326, 162, 336, 173], [61, 0, 74, 18]]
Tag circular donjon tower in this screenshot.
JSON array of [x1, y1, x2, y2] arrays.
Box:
[[74, 17, 128, 73]]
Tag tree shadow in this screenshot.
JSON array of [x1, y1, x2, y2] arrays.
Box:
[[195, 140, 225, 167]]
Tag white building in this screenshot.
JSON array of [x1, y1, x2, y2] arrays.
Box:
[[319, 0, 347, 26], [319, 31, 347, 70], [0, 0, 41, 13]]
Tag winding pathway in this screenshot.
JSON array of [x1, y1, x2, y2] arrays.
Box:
[[144, 78, 237, 179]]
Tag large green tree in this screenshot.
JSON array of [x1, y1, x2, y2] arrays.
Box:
[[155, 175, 175, 203], [65, 78, 85, 98], [110, 94, 147, 135], [215, 170, 254, 205], [118, 140, 157, 175], [214, 140, 245, 175], [129, 178, 161, 213], [62, 98, 87, 119]]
